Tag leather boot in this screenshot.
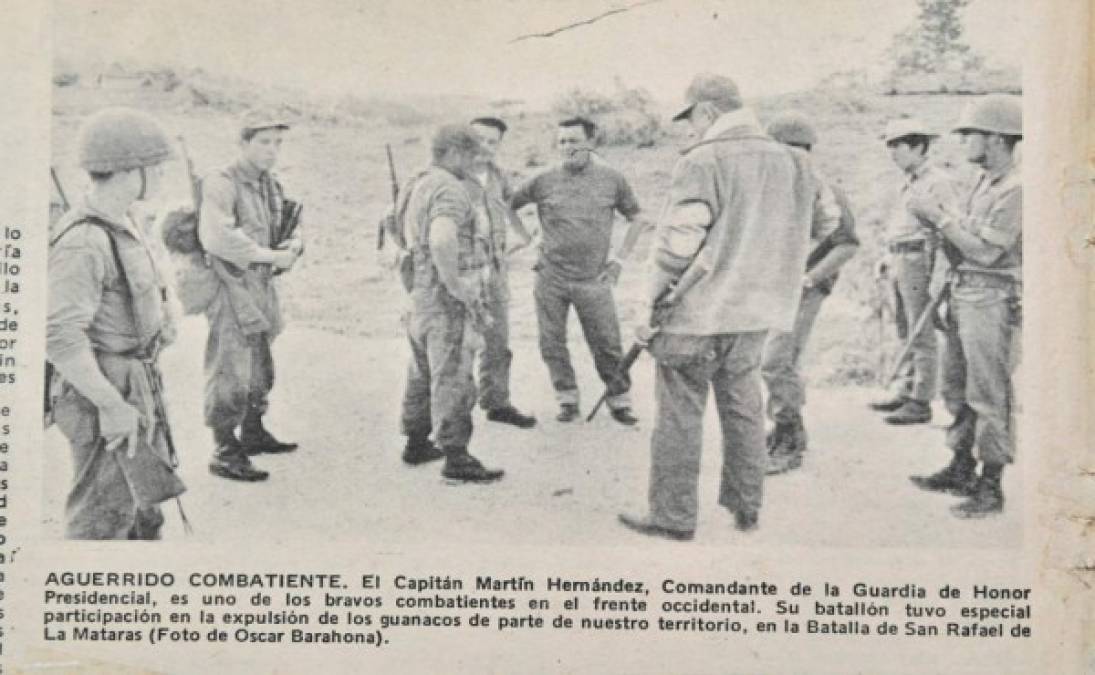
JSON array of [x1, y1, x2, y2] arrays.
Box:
[[240, 414, 298, 455], [556, 404, 580, 422], [486, 405, 537, 429], [209, 427, 269, 482], [909, 452, 977, 496], [884, 398, 932, 425], [869, 393, 907, 412], [951, 464, 1005, 518], [402, 434, 444, 465], [441, 448, 504, 483]]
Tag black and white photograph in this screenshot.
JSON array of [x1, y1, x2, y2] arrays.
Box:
[[2, 0, 1092, 672]]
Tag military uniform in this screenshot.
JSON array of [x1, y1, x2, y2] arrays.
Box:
[[400, 165, 495, 474], [199, 160, 291, 436], [883, 163, 953, 411], [941, 166, 1021, 472], [466, 163, 515, 412], [47, 204, 184, 539], [761, 183, 856, 455]]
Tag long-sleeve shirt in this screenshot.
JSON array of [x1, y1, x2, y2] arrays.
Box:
[[651, 107, 826, 335], [952, 164, 1022, 282], [886, 162, 955, 244]]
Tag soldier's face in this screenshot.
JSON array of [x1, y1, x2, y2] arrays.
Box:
[[557, 126, 591, 169], [887, 139, 923, 172], [961, 132, 988, 166], [473, 125, 502, 164], [241, 128, 284, 172], [683, 102, 718, 141]]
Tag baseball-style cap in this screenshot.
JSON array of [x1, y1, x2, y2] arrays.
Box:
[[672, 74, 742, 122], [881, 118, 938, 143]]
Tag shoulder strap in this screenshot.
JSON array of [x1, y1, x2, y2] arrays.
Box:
[[51, 216, 127, 286]]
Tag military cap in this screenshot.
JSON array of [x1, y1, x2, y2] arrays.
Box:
[[672, 74, 742, 122], [881, 118, 938, 144], [471, 116, 508, 135], [239, 108, 291, 134]]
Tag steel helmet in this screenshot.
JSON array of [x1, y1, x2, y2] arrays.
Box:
[[881, 117, 938, 144], [77, 107, 174, 173], [953, 94, 1022, 137], [766, 113, 818, 147]]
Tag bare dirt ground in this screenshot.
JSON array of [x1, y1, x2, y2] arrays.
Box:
[[43, 317, 1021, 548], [44, 76, 1021, 548]]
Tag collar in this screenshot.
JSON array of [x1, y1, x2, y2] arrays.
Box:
[[905, 158, 931, 183], [81, 197, 141, 238], [985, 159, 1015, 185], [702, 107, 762, 141], [232, 157, 268, 186]]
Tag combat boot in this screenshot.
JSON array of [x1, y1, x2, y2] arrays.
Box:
[[909, 453, 977, 496], [610, 407, 638, 426], [441, 448, 504, 483], [240, 414, 298, 455], [402, 434, 444, 465], [869, 393, 907, 412], [556, 404, 580, 423], [951, 465, 1004, 519], [884, 398, 932, 425], [486, 405, 537, 429], [209, 428, 269, 482]]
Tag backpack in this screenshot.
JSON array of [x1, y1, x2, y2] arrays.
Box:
[[160, 181, 219, 315]]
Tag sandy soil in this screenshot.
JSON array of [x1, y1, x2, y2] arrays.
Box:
[[43, 316, 1021, 549]]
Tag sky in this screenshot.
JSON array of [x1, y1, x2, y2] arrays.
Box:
[[53, 0, 1023, 104]]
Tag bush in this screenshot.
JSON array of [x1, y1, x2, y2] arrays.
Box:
[[552, 80, 663, 147]]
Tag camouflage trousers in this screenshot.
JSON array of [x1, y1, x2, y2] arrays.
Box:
[[646, 331, 768, 532], [203, 297, 276, 431], [400, 308, 478, 449], [940, 285, 1020, 465], [761, 286, 827, 424]]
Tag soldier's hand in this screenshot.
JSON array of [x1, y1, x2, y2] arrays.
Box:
[[906, 193, 945, 226], [100, 401, 142, 458], [271, 247, 300, 271], [598, 260, 623, 285], [635, 323, 660, 347]]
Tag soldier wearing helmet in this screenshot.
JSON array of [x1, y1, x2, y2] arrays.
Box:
[[908, 94, 1022, 519], [199, 108, 304, 482], [47, 107, 185, 539], [869, 116, 956, 426], [761, 113, 860, 475]]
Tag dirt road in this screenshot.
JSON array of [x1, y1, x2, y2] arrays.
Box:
[[43, 316, 1020, 549]]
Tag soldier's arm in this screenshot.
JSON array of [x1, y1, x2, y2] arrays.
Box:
[[807, 187, 860, 284], [610, 175, 647, 263], [428, 216, 476, 305], [649, 156, 715, 303], [46, 232, 129, 411], [938, 186, 1020, 267], [198, 174, 286, 267]]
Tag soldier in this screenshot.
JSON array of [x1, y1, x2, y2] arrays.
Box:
[[466, 116, 537, 429], [399, 124, 504, 483], [510, 117, 645, 425], [199, 110, 304, 482], [908, 95, 1022, 518], [47, 107, 185, 539], [762, 113, 858, 475], [618, 75, 825, 539], [869, 118, 953, 425]]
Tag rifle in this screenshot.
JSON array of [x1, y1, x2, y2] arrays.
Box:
[[50, 166, 70, 211], [177, 136, 200, 209], [587, 255, 712, 422], [883, 281, 950, 386], [380, 143, 399, 251]]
